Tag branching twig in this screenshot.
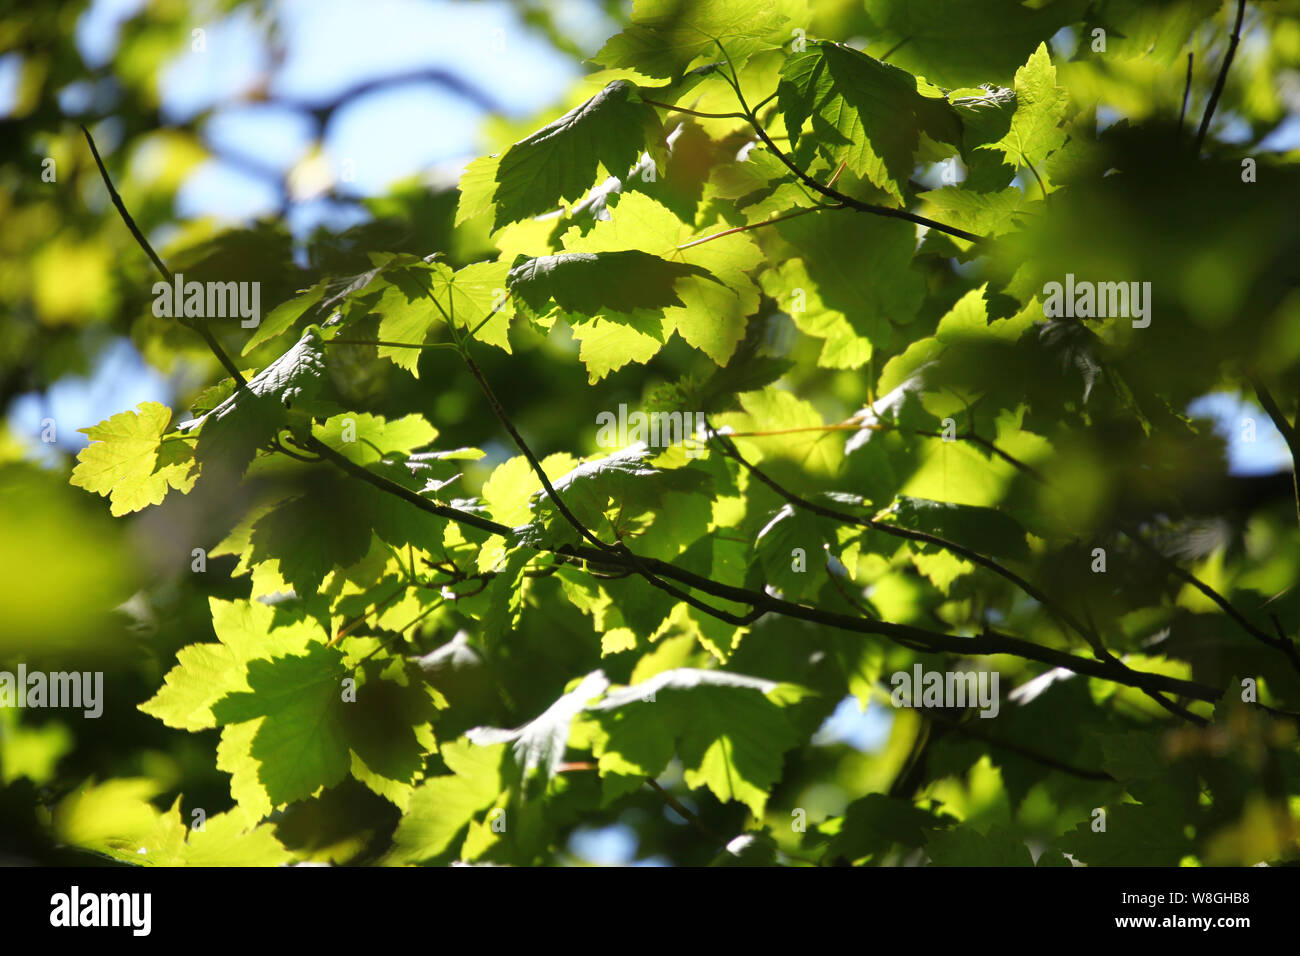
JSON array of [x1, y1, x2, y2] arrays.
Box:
[[744, 119, 985, 243], [641, 93, 986, 243]]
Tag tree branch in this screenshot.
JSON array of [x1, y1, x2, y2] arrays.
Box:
[[703, 421, 1209, 722], [87, 116, 1225, 713], [1179, 51, 1195, 139], [306, 430, 1220, 702]]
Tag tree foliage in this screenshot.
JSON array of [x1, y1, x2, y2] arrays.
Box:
[[4, 0, 1300, 867]]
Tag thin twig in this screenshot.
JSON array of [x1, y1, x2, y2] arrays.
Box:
[[913, 428, 1047, 483], [879, 37, 912, 62], [1195, 0, 1248, 151], [644, 778, 724, 842], [82, 125, 247, 386], [1124, 527, 1300, 677], [642, 94, 985, 243], [460, 344, 763, 627], [1247, 374, 1300, 531]]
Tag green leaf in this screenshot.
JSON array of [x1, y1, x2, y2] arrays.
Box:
[[508, 251, 714, 317], [593, 0, 791, 78], [1096, 0, 1222, 65], [772, 203, 927, 353], [491, 81, 663, 230], [389, 739, 507, 864], [481, 453, 578, 528], [139, 598, 325, 732], [825, 793, 951, 861], [760, 257, 874, 369], [981, 43, 1068, 172], [311, 412, 438, 465], [754, 504, 834, 601], [211, 644, 354, 808], [210, 644, 438, 814], [562, 192, 763, 373], [919, 185, 1029, 252], [50, 780, 293, 866], [145, 807, 295, 867], [71, 401, 195, 516], [580, 668, 804, 816], [242, 280, 327, 356], [343, 659, 442, 808], [779, 41, 960, 202], [370, 259, 513, 373], [190, 328, 327, 478], [467, 670, 611, 781], [529, 445, 712, 540], [247, 477, 374, 595], [859, 0, 1082, 88], [1057, 801, 1194, 866], [926, 825, 1036, 866], [890, 495, 1030, 560], [717, 386, 841, 475]]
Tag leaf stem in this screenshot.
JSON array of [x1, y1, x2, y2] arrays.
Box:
[[676, 204, 832, 250], [640, 97, 747, 120]]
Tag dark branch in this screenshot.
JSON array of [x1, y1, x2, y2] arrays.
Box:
[[704, 421, 1209, 722], [82, 125, 247, 387], [460, 345, 762, 627], [1248, 374, 1300, 531], [1124, 527, 1300, 677], [1195, 0, 1248, 151]]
